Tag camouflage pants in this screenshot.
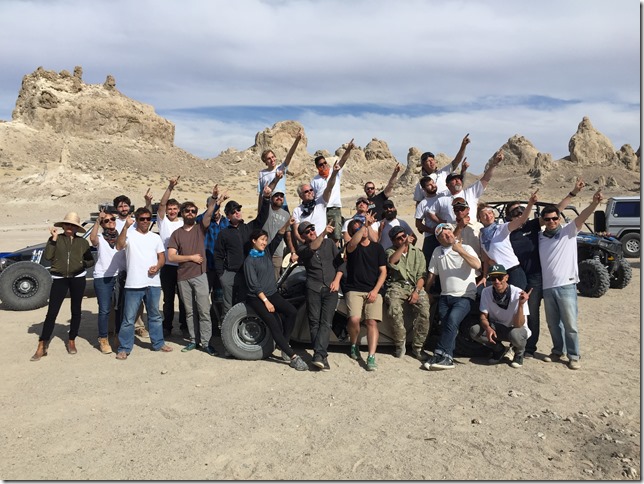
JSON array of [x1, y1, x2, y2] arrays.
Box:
[[385, 284, 430, 352]]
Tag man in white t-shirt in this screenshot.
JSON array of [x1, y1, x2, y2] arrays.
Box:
[[156, 176, 187, 337], [430, 150, 504, 224], [415, 174, 442, 262], [257, 127, 303, 213], [538, 189, 603, 370], [310, 138, 355, 242], [469, 264, 531, 368], [413, 133, 470, 202], [423, 223, 481, 371], [115, 207, 173, 360], [293, 162, 340, 244]]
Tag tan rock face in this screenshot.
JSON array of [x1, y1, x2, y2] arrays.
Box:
[[12, 66, 175, 147], [568, 116, 617, 166], [497, 135, 540, 167]]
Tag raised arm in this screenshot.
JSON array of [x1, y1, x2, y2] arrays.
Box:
[[555, 177, 585, 217], [450, 133, 470, 171], [116, 216, 134, 250], [201, 186, 218, 230], [144, 187, 153, 213], [336, 138, 355, 169], [507, 189, 538, 232], [90, 209, 106, 247], [383, 163, 402, 198], [158, 176, 180, 220], [575, 189, 604, 231], [479, 150, 503, 189], [310, 223, 334, 251], [282, 127, 304, 169], [322, 162, 341, 204]]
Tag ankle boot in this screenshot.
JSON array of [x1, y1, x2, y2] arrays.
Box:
[[67, 339, 77, 355], [98, 337, 112, 354], [30, 341, 48, 361]]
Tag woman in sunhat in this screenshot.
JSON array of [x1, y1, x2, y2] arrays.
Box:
[[31, 212, 95, 361]]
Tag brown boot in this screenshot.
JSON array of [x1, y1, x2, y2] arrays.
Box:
[[98, 337, 112, 354], [30, 341, 48, 361], [67, 339, 77, 355]]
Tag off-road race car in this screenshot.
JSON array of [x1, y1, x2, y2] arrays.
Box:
[[486, 200, 632, 298]]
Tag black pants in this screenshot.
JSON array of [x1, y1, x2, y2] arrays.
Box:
[[306, 287, 338, 358], [40, 277, 86, 341], [246, 293, 298, 358], [160, 265, 187, 331]]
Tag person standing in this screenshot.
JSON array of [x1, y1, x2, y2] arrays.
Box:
[[168, 198, 217, 356], [89, 208, 126, 354], [296, 221, 346, 370], [377, 199, 413, 251], [262, 189, 296, 281], [345, 214, 387, 371], [363, 163, 401, 221], [423, 223, 481, 371], [415, 174, 442, 264], [31, 212, 95, 361], [538, 189, 603, 370], [384, 226, 430, 361], [310, 138, 355, 243], [115, 207, 172, 359], [156, 176, 187, 337]]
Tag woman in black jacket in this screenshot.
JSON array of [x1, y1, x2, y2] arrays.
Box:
[[31, 212, 95, 361], [243, 225, 308, 371]]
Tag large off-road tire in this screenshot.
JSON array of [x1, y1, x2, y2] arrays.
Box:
[[0, 262, 52, 311], [220, 302, 275, 360], [577, 259, 610, 298], [620, 233, 640, 258], [609, 258, 633, 289]]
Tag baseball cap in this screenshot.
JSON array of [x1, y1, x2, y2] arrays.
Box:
[[271, 190, 285, 198], [420, 152, 435, 163], [488, 264, 507, 277], [452, 197, 468, 208], [446, 173, 464, 183], [224, 200, 242, 215], [388, 225, 406, 241], [297, 222, 316, 236], [435, 222, 454, 237], [356, 196, 369, 206], [382, 199, 395, 209]]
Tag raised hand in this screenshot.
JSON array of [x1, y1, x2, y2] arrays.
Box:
[[572, 177, 585, 195], [49, 226, 58, 240], [519, 288, 533, 304], [168, 176, 180, 189], [593, 189, 604, 204], [491, 150, 504, 166], [144, 187, 153, 206], [529, 189, 539, 205]]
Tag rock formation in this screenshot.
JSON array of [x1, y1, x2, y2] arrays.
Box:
[[12, 66, 175, 147], [568, 116, 618, 166]]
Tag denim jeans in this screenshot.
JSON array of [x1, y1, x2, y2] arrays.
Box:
[[525, 271, 543, 354], [306, 287, 338, 359], [436, 295, 474, 357], [543, 283, 579, 361], [94, 276, 117, 338], [178, 273, 213, 348], [118, 286, 165, 354]]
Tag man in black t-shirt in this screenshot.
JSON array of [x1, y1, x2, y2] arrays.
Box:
[[363, 163, 401, 221], [345, 214, 387, 371]]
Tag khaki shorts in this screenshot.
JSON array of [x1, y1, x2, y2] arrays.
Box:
[[346, 291, 383, 322]]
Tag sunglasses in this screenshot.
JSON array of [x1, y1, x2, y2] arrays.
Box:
[[229, 208, 242, 214], [316, 161, 328, 167], [395, 234, 407, 241], [302, 189, 314, 194], [101, 217, 116, 223], [304, 227, 316, 235], [488, 275, 505, 281], [453, 206, 467, 212], [543, 216, 559, 222], [365, 186, 375, 190], [509, 209, 524, 217], [183, 208, 198, 214], [137, 217, 151, 222]]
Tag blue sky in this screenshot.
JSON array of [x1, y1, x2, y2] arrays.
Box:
[[0, 0, 640, 173]]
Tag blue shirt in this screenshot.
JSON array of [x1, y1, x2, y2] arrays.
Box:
[[196, 209, 229, 271]]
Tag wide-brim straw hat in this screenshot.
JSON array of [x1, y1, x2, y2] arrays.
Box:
[[54, 212, 86, 233]]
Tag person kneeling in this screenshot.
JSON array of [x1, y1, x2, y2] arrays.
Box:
[[470, 264, 531, 368]]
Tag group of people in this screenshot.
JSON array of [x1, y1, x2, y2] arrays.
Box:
[[30, 130, 602, 373]]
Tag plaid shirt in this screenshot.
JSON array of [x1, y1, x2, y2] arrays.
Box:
[[197, 208, 229, 271]]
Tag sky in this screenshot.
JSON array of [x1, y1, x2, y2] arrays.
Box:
[[0, 0, 640, 173]]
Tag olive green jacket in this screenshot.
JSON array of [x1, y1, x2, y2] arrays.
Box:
[[44, 235, 95, 277]]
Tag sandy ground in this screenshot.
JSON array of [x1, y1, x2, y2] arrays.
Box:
[[0, 193, 640, 480]]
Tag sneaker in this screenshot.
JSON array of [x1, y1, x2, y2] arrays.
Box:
[[311, 354, 325, 369], [366, 354, 377, 371], [394, 345, 406, 358], [503, 346, 514, 362], [181, 342, 197, 352], [568, 359, 581, 370], [202, 345, 218, 357], [422, 353, 441, 370], [543, 353, 562, 363], [280, 350, 291, 362], [289, 355, 309, 371], [134, 327, 149, 338], [322, 357, 331, 371], [350, 344, 360, 360], [510, 355, 524, 368], [431, 354, 455, 370], [488, 346, 509, 364]]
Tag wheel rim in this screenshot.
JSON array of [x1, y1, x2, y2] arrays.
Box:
[[625, 239, 639, 252], [232, 315, 270, 350], [13, 275, 39, 298]]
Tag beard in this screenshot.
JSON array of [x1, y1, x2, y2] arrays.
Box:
[[384, 209, 397, 221], [183, 217, 197, 226]]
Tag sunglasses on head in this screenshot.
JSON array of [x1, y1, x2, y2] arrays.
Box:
[[543, 216, 558, 222], [183, 208, 198, 214], [137, 217, 151, 222]]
